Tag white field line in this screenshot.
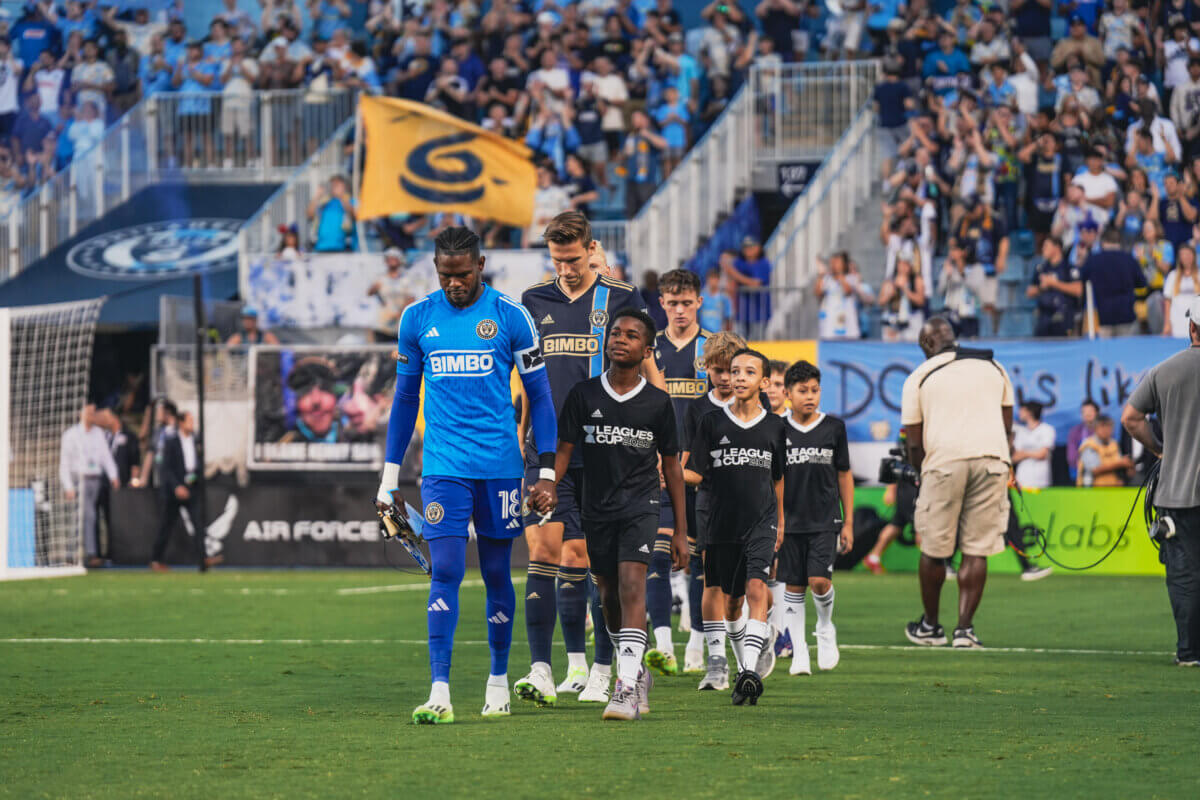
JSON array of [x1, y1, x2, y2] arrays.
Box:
[[336, 578, 525, 596], [0, 638, 1174, 657]]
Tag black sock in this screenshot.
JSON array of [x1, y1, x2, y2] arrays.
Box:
[[525, 561, 558, 665]]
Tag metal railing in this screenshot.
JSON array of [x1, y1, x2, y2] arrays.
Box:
[[761, 103, 877, 338], [591, 220, 629, 262], [627, 61, 879, 280], [0, 89, 354, 283], [751, 60, 880, 162]]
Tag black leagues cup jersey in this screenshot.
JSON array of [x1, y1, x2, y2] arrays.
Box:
[[682, 390, 732, 458], [654, 328, 711, 439], [688, 406, 786, 544], [558, 374, 679, 519], [783, 413, 851, 534], [521, 275, 647, 415]]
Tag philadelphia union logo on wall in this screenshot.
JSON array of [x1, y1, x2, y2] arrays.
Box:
[[475, 319, 498, 340], [424, 502, 445, 525], [66, 218, 242, 280], [589, 309, 609, 328]]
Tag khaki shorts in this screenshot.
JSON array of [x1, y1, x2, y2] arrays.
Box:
[[964, 265, 999, 308], [914, 457, 1010, 559]]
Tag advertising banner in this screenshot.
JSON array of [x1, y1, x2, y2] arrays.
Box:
[[248, 345, 423, 472], [818, 337, 1185, 443], [858, 486, 1164, 576], [245, 250, 553, 331]]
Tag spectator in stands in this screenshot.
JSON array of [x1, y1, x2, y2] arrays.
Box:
[[140, 34, 173, 96], [640, 270, 667, 331], [106, 29, 141, 117], [728, 235, 774, 326], [939, 237, 982, 338], [815, 251, 866, 339], [523, 162, 570, 247], [1170, 59, 1200, 155], [308, 174, 356, 252], [953, 195, 1009, 330], [525, 103, 580, 180], [173, 42, 220, 168], [218, 0, 258, 44], [67, 99, 102, 195], [73, 39, 115, 122], [1164, 243, 1200, 337], [874, 65, 913, 180], [1027, 235, 1081, 337], [59, 403, 119, 569], [700, 266, 733, 332], [367, 249, 433, 342], [878, 256, 926, 342], [24, 49, 65, 127], [1051, 16, 1104, 85], [103, 6, 165, 59], [221, 36, 259, 168], [563, 153, 598, 218], [1160, 169, 1197, 248], [1021, 130, 1066, 250], [11, 4, 57, 66], [11, 93, 51, 166], [0, 37, 23, 142], [1074, 147, 1121, 223], [1013, 401, 1055, 489], [1073, 227, 1148, 336], [1077, 414, 1133, 487], [654, 83, 689, 177], [1132, 218, 1173, 331], [1127, 100, 1183, 164], [226, 307, 279, 346], [622, 108, 665, 217]]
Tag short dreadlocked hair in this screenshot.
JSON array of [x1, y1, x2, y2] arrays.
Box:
[[434, 226, 481, 261]]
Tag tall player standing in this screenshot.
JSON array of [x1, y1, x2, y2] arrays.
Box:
[[375, 228, 559, 725], [647, 268, 711, 676], [517, 211, 667, 706]]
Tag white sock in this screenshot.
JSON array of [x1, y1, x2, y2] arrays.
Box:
[[813, 587, 835, 631], [430, 680, 451, 706], [743, 619, 769, 671], [703, 620, 725, 659], [784, 590, 806, 643], [567, 652, 588, 672], [617, 627, 647, 685], [487, 673, 507, 689], [725, 616, 747, 671], [686, 628, 705, 652], [768, 580, 785, 630], [653, 625, 673, 653], [592, 662, 612, 678]]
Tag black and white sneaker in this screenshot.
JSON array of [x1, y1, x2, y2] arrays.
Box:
[[1175, 657, 1199, 667], [731, 670, 763, 706], [904, 617, 947, 646], [1020, 566, 1053, 582], [952, 626, 983, 649]]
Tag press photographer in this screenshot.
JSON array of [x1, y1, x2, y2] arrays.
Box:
[[1121, 297, 1200, 667], [899, 317, 1015, 648]]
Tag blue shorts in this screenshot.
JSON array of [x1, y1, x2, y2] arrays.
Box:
[[420, 476, 523, 540], [658, 489, 674, 529], [523, 466, 584, 541]]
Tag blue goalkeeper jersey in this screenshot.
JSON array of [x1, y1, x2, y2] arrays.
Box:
[[396, 284, 544, 480]]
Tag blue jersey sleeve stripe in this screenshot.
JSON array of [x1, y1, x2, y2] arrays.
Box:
[[395, 297, 428, 375], [695, 334, 707, 381], [589, 285, 610, 378], [499, 294, 539, 345]]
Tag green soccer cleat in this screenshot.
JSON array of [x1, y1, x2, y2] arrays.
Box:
[[645, 649, 679, 676], [412, 701, 455, 725]]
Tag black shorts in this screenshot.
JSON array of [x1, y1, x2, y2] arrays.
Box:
[[583, 512, 659, 578], [892, 481, 918, 529], [703, 534, 775, 598], [523, 466, 584, 541], [1027, 208, 1054, 234], [777, 532, 838, 585]]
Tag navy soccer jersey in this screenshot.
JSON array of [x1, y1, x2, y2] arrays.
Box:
[[653, 328, 711, 439], [521, 274, 647, 416], [783, 413, 851, 534], [396, 284, 543, 480]]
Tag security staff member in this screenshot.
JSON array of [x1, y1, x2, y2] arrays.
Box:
[[149, 411, 212, 573], [899, 316, 1015, 649], [1122, 296, 1200, 666]]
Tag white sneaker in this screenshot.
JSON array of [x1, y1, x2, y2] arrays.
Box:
[[790, 638, 812, 675], [683, 648, 705, 673], [578, 664, 612, 703], [514, 664, 557, 707], [556, 665, 589, 694], [815, 625, 840, 670], [481, 684, 510, 717]]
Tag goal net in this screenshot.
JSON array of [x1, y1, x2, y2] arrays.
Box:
[[0, 299, 104, 580]]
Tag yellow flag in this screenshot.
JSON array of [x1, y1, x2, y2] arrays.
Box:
[[357, 96, 536, 227]]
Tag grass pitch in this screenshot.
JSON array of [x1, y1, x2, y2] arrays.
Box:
[[1, 569, 1197, 799]]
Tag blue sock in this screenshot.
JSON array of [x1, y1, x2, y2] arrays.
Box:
[[589, 573, 613, 666], [646, 535, 673, 632], [556, 565, 588, 655], [477, 535, 514, 677], [688, 553, 705, 633], [525, 560, 558, 665], [426, 537, 467, 684]]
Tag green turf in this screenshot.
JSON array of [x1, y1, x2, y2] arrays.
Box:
[[1, 570, 1197, 799]]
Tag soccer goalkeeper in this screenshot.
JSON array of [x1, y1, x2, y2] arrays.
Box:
[[376, 228, 558, 725]]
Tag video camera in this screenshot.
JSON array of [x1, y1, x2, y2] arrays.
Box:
[[878, 446, 920, 487]]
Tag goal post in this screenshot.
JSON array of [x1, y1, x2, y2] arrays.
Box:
[[0, 299, 104, 581]]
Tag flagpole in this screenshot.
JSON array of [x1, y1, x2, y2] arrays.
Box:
[[352, 94, 366, 253]]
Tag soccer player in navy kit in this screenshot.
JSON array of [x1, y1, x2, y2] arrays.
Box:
[[532, 309, 688, 720], [685, 349, 786, 705], [778, 361, 854, 675], [647, 268, 711, 676], [375, 228, 558, 725], [517, 211, 667, 706]]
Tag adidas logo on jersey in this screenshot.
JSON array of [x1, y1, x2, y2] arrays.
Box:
[[506, 518, 520, 530], [638, 544, 650, 554], [424, 327, 440, 338], [719, 436, 731, 444], [487, 611, 510, 624], [541, 314, 555, 325], [591, 409, 603, 418], [428, 598, 450, 612]]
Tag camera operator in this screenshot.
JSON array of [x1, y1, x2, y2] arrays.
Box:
[[900, 316, 1015, 648], [1121, 297, 1200, 667]]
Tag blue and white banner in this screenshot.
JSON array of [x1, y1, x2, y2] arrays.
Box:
[[819, 338, 1188, 442]]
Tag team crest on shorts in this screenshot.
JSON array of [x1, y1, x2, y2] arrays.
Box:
[[589, 309, 609, 328], [476, 319, 498, 340], [424, 502, 445, 524]]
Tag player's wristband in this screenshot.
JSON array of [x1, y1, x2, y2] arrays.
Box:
[[377, 462, 400, 505], [538, 468, 555, 482]]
